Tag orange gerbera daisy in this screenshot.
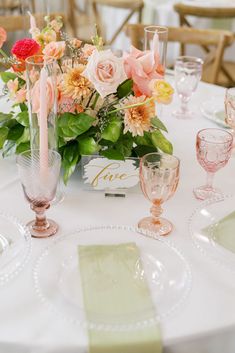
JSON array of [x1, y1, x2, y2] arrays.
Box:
[[62, 65, 91, 100], [121, 95, 155, 137]]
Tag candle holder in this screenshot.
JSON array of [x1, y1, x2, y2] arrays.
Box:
[[25, 55, 64, 203]]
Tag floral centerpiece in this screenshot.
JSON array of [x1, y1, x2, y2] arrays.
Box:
[[0, 15, 174, 183]]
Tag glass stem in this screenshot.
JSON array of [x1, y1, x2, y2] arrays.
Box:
[[206, 172, 214, 190], [180, 97, 189, 114], [150, 201, 163, 224], [31, 203, 50, 231]]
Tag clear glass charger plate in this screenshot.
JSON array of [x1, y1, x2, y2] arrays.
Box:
[[0, 212, 31, 286], [33, 225, 192, 330], [189, 194, 235, 274], [201, 96, 228, 128]]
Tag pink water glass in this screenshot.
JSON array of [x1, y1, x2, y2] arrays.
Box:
[[173, 56, 203, 119], [193, 128, 233, 200], [138, 152, 180, 236], [17, 149, 61, 238]]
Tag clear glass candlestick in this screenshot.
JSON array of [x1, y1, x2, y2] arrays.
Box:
[[193, 128, 233, 200], [225, 87, 235, 148], [173, 56, 203, 119], [17, 149, 61, 238], [138, 152, 180, 236]]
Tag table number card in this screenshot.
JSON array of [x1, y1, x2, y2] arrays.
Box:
[[82, 157, 140, 193]]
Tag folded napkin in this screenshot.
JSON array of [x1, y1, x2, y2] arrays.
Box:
[[204, 211, 235, 253], [78, 243, 162, 353]]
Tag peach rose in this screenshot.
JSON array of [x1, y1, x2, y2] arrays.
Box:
[[82, 49, 127, 98], [124, 46, 163, 97], [0, 27, 7, 48], [43, 41, 65, 60], [15, 88, 27, 104], [7, 78, 19, 99], [82, 44, 96, 58], [149, 79, 174, 104], [31, 78, 55, 114]]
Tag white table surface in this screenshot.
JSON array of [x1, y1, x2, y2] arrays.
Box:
[[0, 78, 235, 353]]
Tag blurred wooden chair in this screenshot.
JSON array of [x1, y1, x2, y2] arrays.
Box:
[[125, 24, 233, 85], [0, 0, 35, 14], [174, 2, 235, 86], [92, 0, 144, 45], [67, 0, 91, 38]]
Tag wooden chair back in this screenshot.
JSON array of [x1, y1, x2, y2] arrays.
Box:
[[91, 0, 144, 45], [125, 24, 233, 85]]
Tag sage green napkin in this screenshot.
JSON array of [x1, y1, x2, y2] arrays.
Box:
[[78, 243, 162, 353], [204, 211, 235, 253]]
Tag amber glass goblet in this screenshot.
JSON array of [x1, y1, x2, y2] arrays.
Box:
[[17, 149, 61, 238], [138, 152, 180, 236]]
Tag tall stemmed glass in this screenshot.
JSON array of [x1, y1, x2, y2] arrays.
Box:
[[138, 153, 180, 236], [225, 87, 235, 146], [193, 128, 233, 200], [17, 149, 61, 238], [173, 56, 203, 119], [144, 26, 168, 77]]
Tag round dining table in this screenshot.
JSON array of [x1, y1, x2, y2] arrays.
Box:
[[0, 76, 235, 353]]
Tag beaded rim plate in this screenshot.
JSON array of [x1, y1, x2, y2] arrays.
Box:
[[201, 96, 228, 128], [33, 225, 192, 331], [0, 212, 31, 286], [189, 194, 235, 274]]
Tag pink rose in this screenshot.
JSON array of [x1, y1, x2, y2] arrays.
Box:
[[31, 78, 55, 114], [43, 41, 65, 60], [58, 95, 76, 114], [82, 49, 127, 98], [0, 27, 7, 48], [15, 88, 27, 104], [124, 46, 163, 97]]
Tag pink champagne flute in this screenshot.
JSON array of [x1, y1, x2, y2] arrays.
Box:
[[138, 152, 180, 236], [193, 128, 233, 200], [17, 149, 61, 238]]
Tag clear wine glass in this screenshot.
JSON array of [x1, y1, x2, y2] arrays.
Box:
[[173, 56, 203, 119], [138, 152, 180, 236], [193, 128, 233, 200], [17, 149, 61, 238], [225, 87, 235, 147]]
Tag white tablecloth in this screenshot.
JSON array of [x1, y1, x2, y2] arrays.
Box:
[[0, 77, 235, 352]]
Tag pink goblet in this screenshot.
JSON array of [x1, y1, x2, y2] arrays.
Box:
[[138, 152, 180, 236], [17, 149, 61, 238], [193, 128, 233, 201]]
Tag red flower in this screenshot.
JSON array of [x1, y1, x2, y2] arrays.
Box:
[[11, 38, 40, 60]]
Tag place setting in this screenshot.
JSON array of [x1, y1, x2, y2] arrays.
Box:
[[0, 4, 235, 353]]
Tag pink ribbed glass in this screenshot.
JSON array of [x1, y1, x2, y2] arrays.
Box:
[[193, 128, 233, 200], [138, 152, 180, 236]]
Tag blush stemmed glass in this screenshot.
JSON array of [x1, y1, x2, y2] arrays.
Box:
[[138, 152, 180, 236], [173, 56, 203, 119], [17, 149, 61, 238], [193, 128, 233, 201]]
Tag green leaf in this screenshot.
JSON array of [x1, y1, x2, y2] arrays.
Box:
[[0, 72, 18, 83], [134, 145, 158, 158], [0, 126, 9, 148], [16, 111, 29, 127], [134, 132, 153, 147], [117, 79, 133, 99], [2, 140, 16, 157], [0, 112, 13, 124], [151, 117, 168, 132], [101, 117, 122, 143], [78, 137, 99, 155], [151, 130, 173, 154], [115, 132, 133, 157], [62, 141, 80, 184], [16, 142, 30, 154], [58, 112, 95, 139], [100, 148, 124, 160], [19, 103, 28, 111], [7, 123, 24, 141], [16, 128, 29, 145]]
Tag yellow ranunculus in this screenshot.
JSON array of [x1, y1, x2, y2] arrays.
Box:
[[149, 79, 174, 104]]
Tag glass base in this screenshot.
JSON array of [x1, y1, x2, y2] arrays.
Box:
[[138, 216, 173, 236], [172, 109, 194, 119], [193, 185, 222, 201], [27, 219, 59, 238], [0, 234, 9, 253]]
